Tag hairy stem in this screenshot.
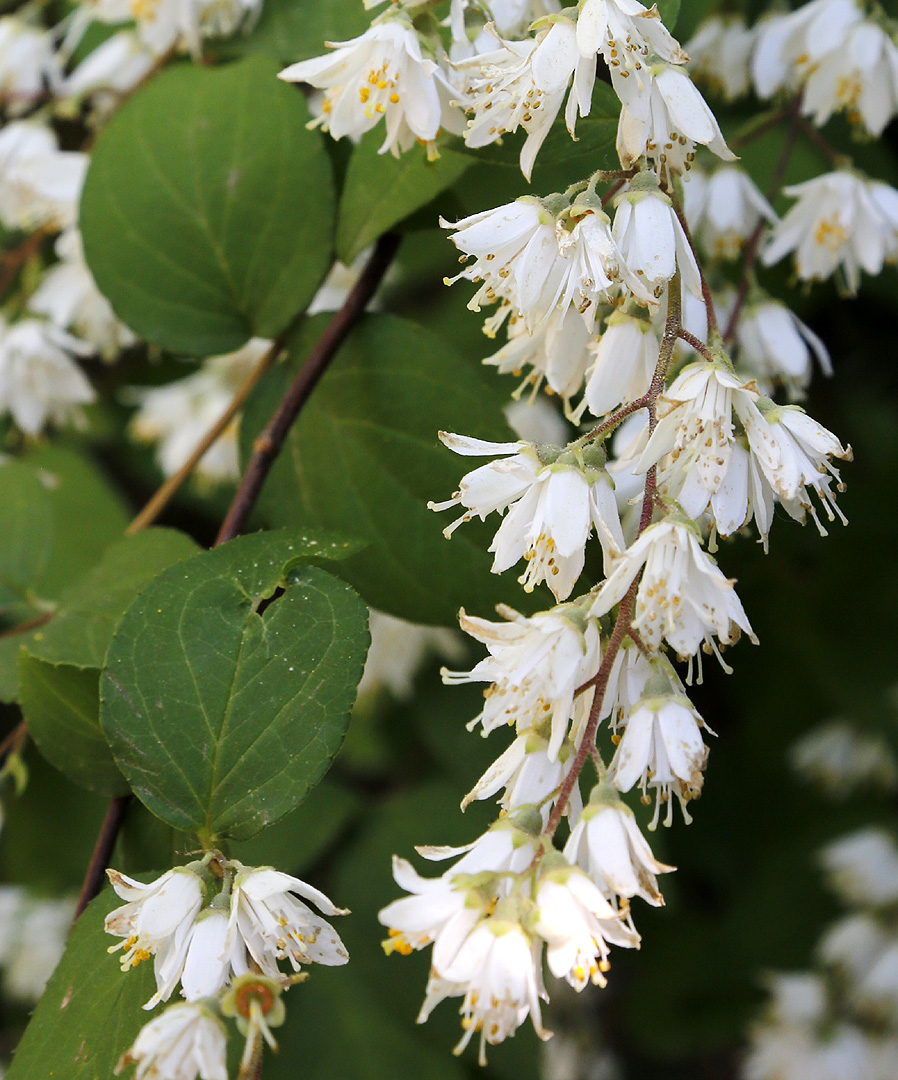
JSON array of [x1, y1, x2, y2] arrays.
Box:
[[215, 232, 401, 547]]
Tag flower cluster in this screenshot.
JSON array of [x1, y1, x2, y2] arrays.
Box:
[[106, 854, 349, 1079]]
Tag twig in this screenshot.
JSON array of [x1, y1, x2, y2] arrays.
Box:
[[725, 101, 803, 343], [796, 114, 846, 168], [0, 719, 27, 762], [0, 228, 49, 299], [72, 794, 131, 924], [215, 232, 402, 548], [677, 328, 716, 361], [0, 610, 52, 640], [126, 340, 284, 535]]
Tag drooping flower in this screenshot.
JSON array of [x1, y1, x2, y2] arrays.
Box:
[[762, 171, 898, 293], [533, 861, 639, 991], [607, 692, 711, 827], [590, 516, 757, 660], [59, 31, 155, 111], [611, 176, 703, 301], [681, 165, 777, 261], [819, 829, 898, 908], [735, 297, 832, 396], [576, 309, 659, 420], [789, 721, 898, 799], [356, 609, 464, 702], [178, 908, 246, 1003], [227, 863, 349, 975], [0, 318, 95, 435], [443, 601, 601, 758], [734, 397, 851, 534], [615, 63, 736, 178], [418, 907, 549, 1063], [685, 14, 755, 100], [279, 17, 449, 159], [117, 1003, 228, 1080], [452, 17, 592, 180], [104, 866, 206, 1009], [430, 432, 625, 598], [29, 228, 137, 361], [577, 0, 687, 80]]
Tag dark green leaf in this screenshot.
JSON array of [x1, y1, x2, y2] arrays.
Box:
[[241, 313, 521, 625], [7, 887, 155, 1080], [336, 139, 471, 264], [17, 656, 127, 796], [101, 531, 369, 841], [0, 463, 53, 624], [81, 57, 336, 357]]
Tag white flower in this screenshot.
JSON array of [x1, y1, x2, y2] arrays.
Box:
[[736, 298, 831, 395], [357, 609, 464, 701], [682, 165, 777, 261], [744, 1022, 876, 1080], [607, 693, 709, 826], [700, 440, 776, 545], [60, 31, 155, 104], [504, 395, 571, 446], [279, 18, 447, 158], [452, 17, 592, 181], [379, 818, 537, 956], [227, 864, 349, 975], [442, 602, 601, 758], [564, 784, 673, 905], [590, 517, 757, 660], [636, 360, 759, 521], [818, 914, 890, 983], [179, 908, 246, 1003], [751, 0, 866, 101], [418, 911, 549, 1063], [762, 171, 898, 293], [461, 723, 579, 821], [430, 432, 625, 599], [0, 121, 87, 231], [533, 864, 639, 991], [685, 15, 755, 100], [576, 310, 658, 420], [577, 0, 687, 76], [734, 397, 851, 534], [28, 228, 137, 360], [2, 895, 75, 1003], [128, 338, 269, 483], [484, 303, 596, 403], [789, 721, 898, 798], [104, 867, 206, 1009], [802, 18, 898, 136], [612, 178, 702, 301], [118, 1003, 228, 1080], [0, 318, 95, 435], [616, 63, 736, 178], [820, 829, 898, 908], [119, 0, 262, 59], [763, 972, 829, 1028], [595, 643, 654, 731], [443, 197, 569, 329], [0, 17, 60, 112]]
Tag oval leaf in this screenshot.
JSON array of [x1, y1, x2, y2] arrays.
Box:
[[81, 56, 336, 357], [100, 531, 369, 842]]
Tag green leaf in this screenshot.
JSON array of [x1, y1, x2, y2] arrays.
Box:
[[81, 56, 336, 357], [15, 529, 199, 796], [336, 139, 471, 264], [100, 531, 369, 841], [218, 0, 370, 64], [25, 528, 200, 670], [241, 313, 522, 625], [7, 887, 155, 1080], [0, 445, 129, 702], [17, 656, 127, 796]]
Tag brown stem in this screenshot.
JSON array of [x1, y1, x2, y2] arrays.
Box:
[[545, 275, 682, 832], [677, 328, 715, 361], [215, 232, 401, 548], [72, 794, 131, 923], [126, 339, 283, 535], [0, 719, 27, 762], [725, 100, 803, 344], [0, 610, 52, 640], [601, 178, 627, 208], [796, 114, 846, 168], [669, 190, 719, 340]]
